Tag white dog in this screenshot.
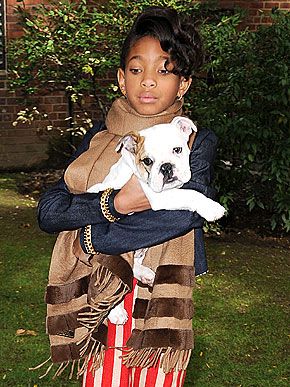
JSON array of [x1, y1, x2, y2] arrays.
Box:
[[88, 116, 225, 324]]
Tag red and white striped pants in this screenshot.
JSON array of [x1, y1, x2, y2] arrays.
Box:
[[83, 280, 186, 387]]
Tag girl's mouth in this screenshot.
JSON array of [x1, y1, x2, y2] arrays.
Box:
[[139, 94, 157, 103]]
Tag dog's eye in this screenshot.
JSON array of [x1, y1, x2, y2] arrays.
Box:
[[142, 158, 153, 166], [173, 147, 182, 154]]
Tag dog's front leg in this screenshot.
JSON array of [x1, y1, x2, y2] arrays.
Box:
[[142, 183, 225, 222], [87, 159, 133, 192]]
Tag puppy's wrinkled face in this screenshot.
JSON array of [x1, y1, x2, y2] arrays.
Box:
[[118, 117, 197, 193]]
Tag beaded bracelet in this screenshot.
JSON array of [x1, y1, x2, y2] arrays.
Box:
[[100, 188, 120, 223]]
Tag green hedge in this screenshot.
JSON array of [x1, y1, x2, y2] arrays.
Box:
[[190, 10, 290, 232]]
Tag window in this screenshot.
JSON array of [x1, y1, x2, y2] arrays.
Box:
[[0, 0, 5, 70]]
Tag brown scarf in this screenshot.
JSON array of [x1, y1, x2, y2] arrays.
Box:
[[37, 97, 196, 379]]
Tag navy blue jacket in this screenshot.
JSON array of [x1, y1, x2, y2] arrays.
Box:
[[38, 122, 218, 276]]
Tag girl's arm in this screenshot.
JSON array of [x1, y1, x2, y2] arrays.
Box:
[[38, 126, 217, 254], [79, 127, 218, 255]]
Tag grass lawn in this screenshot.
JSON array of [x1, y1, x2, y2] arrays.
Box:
[[0, 173, 289, 387]]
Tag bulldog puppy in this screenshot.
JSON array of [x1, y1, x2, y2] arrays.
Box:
[[88, 116, 225, 324], [88, 116, 225, 219]]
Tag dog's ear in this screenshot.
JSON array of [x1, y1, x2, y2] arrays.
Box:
[[116, 131, 144, 154], [171, 116, 197, 139]]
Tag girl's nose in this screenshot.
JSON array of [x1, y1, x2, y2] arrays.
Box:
[[141, 73, 157, 88]]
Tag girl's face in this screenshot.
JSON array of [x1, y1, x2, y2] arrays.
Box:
[[117, 36, 191, 116]]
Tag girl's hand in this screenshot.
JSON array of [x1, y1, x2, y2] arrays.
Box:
[[114, 175, 151, 214]]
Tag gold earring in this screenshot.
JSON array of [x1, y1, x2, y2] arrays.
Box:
[[121, 86, 126, 96]]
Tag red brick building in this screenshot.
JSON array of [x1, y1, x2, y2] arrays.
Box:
[[1, 0, 289, 169]]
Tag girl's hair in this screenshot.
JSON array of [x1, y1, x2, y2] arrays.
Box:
[[120, 7, 204, 79]]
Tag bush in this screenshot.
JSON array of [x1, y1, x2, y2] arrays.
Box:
[[189, 10, 290, 232], [8, 1, 290, 232]]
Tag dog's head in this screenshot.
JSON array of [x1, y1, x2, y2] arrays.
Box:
[[116, 116, 197, 192]]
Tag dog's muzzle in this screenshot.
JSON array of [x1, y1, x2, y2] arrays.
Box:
[[160, 162, 175, 183]]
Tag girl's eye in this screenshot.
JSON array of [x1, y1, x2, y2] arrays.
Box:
[[129, 68, 141, 74], [142, 157, 153, 166], [159, 69, 170, 75], [173, 147, 182, 154]]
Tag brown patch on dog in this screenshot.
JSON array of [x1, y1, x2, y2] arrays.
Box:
[[133, 132, 145, 155], [117, 131, 145, 154], [117, 131, 151, 182], [135, 142, 153, 182]]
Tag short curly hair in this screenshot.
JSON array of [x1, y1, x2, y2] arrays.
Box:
[[120, 7, 204, 80]]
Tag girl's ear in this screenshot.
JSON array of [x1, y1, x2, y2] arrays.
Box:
[[177, 77, 192, 99], [117, 68, 126, 96]]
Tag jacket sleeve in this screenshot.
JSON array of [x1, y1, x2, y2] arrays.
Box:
[[79, 127, 218, 255]]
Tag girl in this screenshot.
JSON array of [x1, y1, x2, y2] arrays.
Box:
[[38, 7, 218, 387]]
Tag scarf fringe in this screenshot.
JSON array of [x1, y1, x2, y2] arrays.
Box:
[[34, 265, 130, 380], [29, 344, 106, 380], [77, 265, 130, 357], [121, 347, 192, 373]]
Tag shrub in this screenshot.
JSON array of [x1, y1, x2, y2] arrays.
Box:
[[189, 10, 290, 232]]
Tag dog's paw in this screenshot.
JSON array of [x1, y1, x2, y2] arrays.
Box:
[[134, 248, 148, 260], [133, 262, 155, 287], [140, 270, 155, 287], [197, 200, 226, 222], [107, 303, 128, 325], [87, 184, 99, 193]]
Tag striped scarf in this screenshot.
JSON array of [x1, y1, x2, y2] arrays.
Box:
[[37, 98, 196, 379]]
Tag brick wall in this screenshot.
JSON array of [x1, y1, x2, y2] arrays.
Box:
[[1, 0, 104, 169], [1, 0, 289, 169], [202, 0, 290, 30], [1, 0, 64, 169]]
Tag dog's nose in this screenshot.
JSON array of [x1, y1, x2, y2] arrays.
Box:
[[160, 163, 173, 179]]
